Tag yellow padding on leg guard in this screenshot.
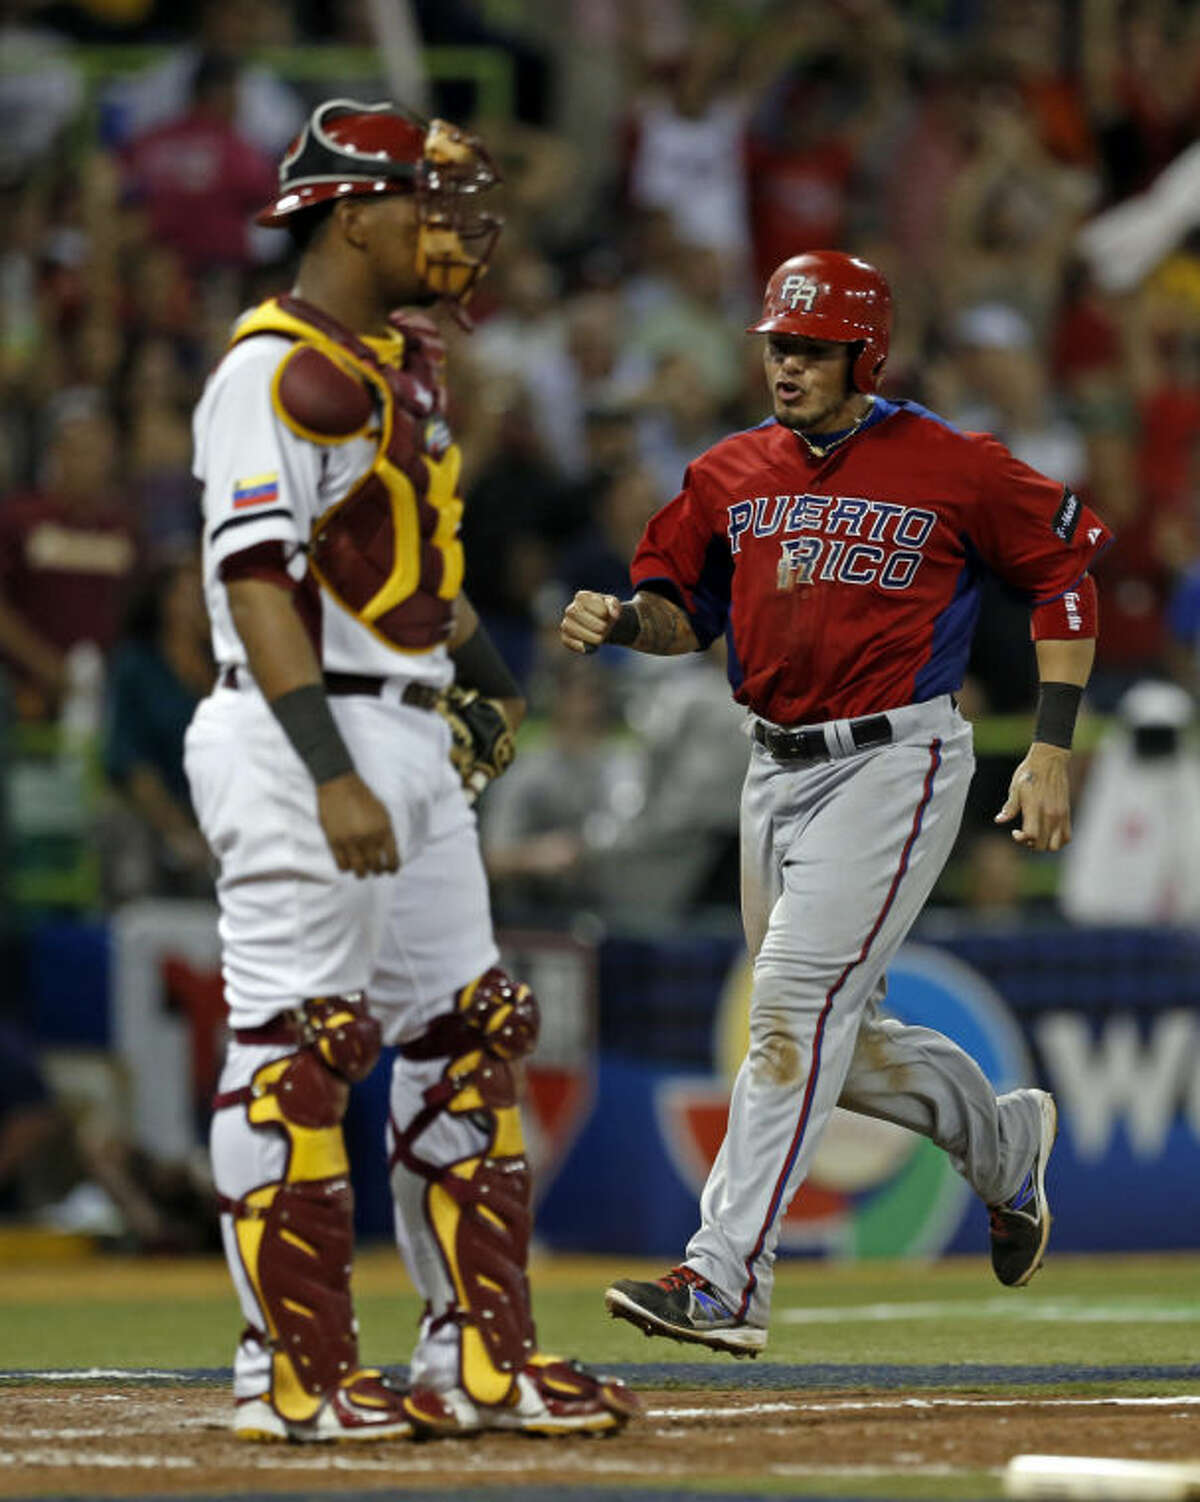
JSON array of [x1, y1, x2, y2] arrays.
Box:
[[428, 1164, 517, 1408], [396, 968, 541, 1408], [492, 1102, 524, 1160], [247, 1058, 350, 1182], [279, 1229, 318, 1257], [424, 1132, 538, 1406], [273, 1330, 322, 1424], [232, 1185, 324, 1426], [233, 1186, 274, 1332], [445, 1050, 487, 1112], [227, 1050, 361, 1425]]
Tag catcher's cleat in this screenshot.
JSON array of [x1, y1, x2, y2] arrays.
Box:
[[489, 1355, 641, 1435], [989, 1089, 1058, 1288], [605, 1267, 767, 1357], [232, 1370, 457, 1443], [433, 1356, 641, 1436]]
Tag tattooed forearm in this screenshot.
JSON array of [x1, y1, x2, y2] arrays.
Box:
[[630, 592, 700, 655]]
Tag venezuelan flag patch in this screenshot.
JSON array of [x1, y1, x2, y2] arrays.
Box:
[[232, 471, 280, 510]]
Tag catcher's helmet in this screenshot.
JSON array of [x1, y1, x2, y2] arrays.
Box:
[[747, 251, 892, 393], [256, 99, 502, 318]]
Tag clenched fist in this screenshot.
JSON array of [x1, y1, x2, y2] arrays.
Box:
[[560, 591, 626, 654]]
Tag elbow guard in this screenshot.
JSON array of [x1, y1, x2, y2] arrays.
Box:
[[1030, 573, 1097, 641]]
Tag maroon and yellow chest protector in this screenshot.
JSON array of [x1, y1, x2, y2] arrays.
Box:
[[231, 295, 464, 652]]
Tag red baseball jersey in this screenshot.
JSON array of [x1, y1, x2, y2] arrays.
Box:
[[630, 399, 1112, 725]]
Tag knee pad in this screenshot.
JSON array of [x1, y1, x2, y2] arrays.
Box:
[[292, 993, 382, 1083], [392, 967, 539, 1407], [215, 993, 381, 1423]]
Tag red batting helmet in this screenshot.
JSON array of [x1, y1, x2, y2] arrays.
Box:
[[256, 99, 502, 319], [747, 251, 892, 393]]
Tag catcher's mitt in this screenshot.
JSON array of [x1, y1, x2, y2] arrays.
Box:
[[438, 685, 516, 802]]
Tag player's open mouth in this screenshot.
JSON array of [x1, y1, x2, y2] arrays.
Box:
[[775, 382, 803, 402]]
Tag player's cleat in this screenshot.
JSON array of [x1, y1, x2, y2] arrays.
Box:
[[232, 1370, 458, 1443], [989, 1089, 1058, 1288], [491, 1355, 641, 1434], [434, 1355, 641, 1436], [605, 1266, 767, 1357], [233, 1397, 291, 1443]]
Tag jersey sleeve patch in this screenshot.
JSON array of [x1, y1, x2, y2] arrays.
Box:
[[232, 471, 280, 509], [196, 335, 308, 570], [1051, 487, 1081, 543], [967, 434, 1113, 601], [1030, 572, 1098, 639]]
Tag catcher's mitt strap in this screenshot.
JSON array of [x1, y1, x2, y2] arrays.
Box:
[[450, 624, 520, 700]]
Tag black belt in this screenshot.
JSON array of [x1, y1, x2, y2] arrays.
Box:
[[220, 665, 440, 710], [753, 713, 892, 763]]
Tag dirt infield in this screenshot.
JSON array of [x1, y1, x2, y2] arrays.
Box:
[[2, 1383, 1197, 1498]]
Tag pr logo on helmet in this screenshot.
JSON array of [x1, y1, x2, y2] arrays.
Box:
[[779, 274, 820, 312]]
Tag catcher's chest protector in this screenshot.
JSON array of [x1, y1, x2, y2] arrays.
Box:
[[231, 295, 464, 652]]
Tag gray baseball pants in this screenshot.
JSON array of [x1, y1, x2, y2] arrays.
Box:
[[685, 694, 1045, 1327]]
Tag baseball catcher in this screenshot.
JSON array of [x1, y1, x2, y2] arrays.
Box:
[[187, 98, 637, 1441]]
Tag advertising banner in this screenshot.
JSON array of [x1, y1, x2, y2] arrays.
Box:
[[30, 905, 1200, 1253]]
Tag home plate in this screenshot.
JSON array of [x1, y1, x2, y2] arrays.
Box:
[[1005, 1454, 1200, 1500]]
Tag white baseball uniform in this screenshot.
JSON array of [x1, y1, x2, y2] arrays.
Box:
[[186, 314, 499, 1398]]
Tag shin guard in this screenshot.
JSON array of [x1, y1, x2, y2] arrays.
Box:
[[392, 968, 539, 1407], [216, 995, 381, 1424]]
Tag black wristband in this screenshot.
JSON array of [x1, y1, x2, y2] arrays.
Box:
[[270, 683, 355, 784], [608, 602, 641, 647], [451, 626, 520, 699], [1033, 681, 1083, 749]]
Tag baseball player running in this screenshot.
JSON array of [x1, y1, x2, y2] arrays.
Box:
[[561, 251, 1110, 1356], [185, 99, 637, 1439]]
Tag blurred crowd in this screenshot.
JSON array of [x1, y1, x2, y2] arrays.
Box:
[[0, 0, 1198, 939], [3, 0, 1200, 1253]]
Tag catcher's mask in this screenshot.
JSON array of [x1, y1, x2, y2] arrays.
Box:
[[747, 250, 892, 393], [256, 98, 502, 324]]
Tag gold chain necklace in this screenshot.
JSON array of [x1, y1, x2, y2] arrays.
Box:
[[797, 396, 876, 459]]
